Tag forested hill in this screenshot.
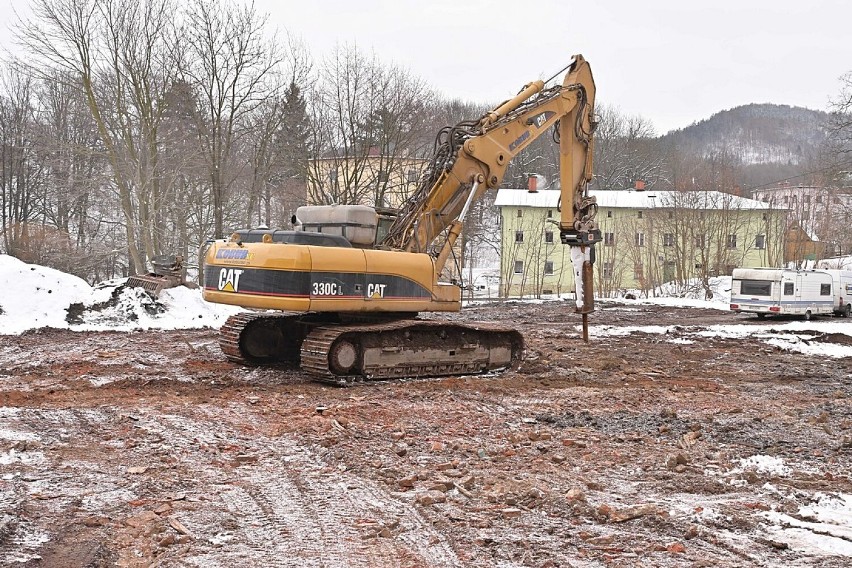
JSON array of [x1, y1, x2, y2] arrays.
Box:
[[661, 104, 830, 166]]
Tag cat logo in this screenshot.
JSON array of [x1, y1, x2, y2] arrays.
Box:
[[367, 283, 387, 298], [218, 268, 244, 292]]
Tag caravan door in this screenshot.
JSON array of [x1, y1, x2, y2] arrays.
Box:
[[793, 273, 803, 316]]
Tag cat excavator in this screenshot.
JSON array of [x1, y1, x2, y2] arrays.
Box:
[[202, 55, 600, 384]]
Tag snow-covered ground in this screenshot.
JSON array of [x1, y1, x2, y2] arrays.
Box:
[[0, 255, 239, 335]]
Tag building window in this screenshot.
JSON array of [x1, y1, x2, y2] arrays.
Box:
[[816, 195, 822, 204], [406, 169, 418, 183], [634, 263, 644, 280], [755, 234, 765, 249], [638, 210, 643, 219], [727, 234, 737, 249], [784, 282, 794, 295], [607, 210, 613, 218], [602, 261, 613, 280], [328, 169, 338, 184], [663, 233, 674, 247], [604, 232, 615, 246], [668, 211, 674, 219], [783, 196, 789, 204], [804, 195, 810, 204], [544, 231, 554, 243], [547, 210, 553, 218], [514, 260, 524, 274], [821, 284, 831, 296], [635, 232, 645, 247], [544, 261, 554, 275], [515, 231, 524, 243], [694, 235, 705, 249], [517, 209, 523, 218], [377, 170, 389, 183]]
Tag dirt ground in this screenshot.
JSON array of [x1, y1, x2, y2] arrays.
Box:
[[1, 300, 851, 567]]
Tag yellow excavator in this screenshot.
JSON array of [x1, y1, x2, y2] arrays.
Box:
[[203, 55, 600, 384]]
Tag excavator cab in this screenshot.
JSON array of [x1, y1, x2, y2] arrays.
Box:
[[294, 205, 398, 249]]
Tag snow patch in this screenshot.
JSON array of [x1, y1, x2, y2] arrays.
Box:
[[733, 455, 791, 477], [0, 448, 46, 466], [763, 493, 852, 556]]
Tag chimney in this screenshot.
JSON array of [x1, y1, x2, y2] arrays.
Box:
[[527, 174, 538, 193], [634, 179, 646, 191]]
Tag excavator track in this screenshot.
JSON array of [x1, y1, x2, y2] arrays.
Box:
[[300, 320, 523, 386], [219, 312, 524, 386], [219, 311, 307, 365]]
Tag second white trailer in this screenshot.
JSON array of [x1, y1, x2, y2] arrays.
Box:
[[822, 269, 852, 317]]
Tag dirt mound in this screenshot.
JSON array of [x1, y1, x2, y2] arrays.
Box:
[[66, 282, 165, 325]]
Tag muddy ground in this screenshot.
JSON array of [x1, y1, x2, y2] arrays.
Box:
[[1, 301, 851, 567]]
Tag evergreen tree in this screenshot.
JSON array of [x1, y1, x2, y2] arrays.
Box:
[[276, 81, 312, 184]]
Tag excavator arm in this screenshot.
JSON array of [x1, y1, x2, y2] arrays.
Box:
[[382, 55, 599, 331]]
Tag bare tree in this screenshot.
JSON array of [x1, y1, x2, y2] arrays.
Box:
[[827, 71, 852, 159], [307, 44, 433, 207], [592, 104, 663, 190], [36, 69, 121, 281], [18, 0, 181, 274], [655, 191, 771, 297], [181, 0, 282, 238], [0, 65, 45, 258]]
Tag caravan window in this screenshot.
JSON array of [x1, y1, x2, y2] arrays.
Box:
[[740, 280, 772, 296], [783, 282, 794, 295], [821, 284, 831, 296]]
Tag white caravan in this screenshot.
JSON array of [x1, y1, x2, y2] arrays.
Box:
[[730, 268, 835, 319], [822, 269, 852, 317]]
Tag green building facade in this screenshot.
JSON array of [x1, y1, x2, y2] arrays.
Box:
[[495, 189, 787, 298]]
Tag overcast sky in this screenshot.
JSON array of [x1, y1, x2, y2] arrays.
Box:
[[2, 0, 850, 134]]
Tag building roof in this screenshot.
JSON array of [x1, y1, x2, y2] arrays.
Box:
[[753, 185, 823, 194], [494, 189, 775, 211]]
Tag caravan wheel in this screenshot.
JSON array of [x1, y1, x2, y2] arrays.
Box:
[[804, 310, 812, 321]]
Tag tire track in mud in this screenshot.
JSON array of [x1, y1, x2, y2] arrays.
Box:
[[136, 408, 461, 567], [0, 407, 114, 564], [333, 476, 460, 566]]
